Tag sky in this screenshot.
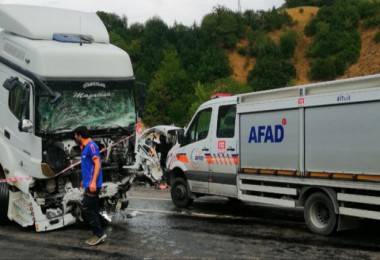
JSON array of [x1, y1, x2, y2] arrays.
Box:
[[0, 0, 285, 26]]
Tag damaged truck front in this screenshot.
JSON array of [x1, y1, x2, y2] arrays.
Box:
[[0, 5, 138, 231]]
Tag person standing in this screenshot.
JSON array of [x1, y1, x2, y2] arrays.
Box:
[[74, 126, 107, 246]]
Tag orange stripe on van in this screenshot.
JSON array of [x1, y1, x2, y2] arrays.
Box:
[[277, 170, 297, 176], [176, 154, 189, 163], [356, 175, 380, 181], [205, 154, 213, 164], [241, 168, 380, 183], [232, 154, 239, 165], [333, 173, 354, 179], [306, 172, 327, 178]]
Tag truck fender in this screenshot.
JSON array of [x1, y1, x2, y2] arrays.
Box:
[[299, 186, 339, 214], [0, 140, 32, 193], [0, 138, 15, 182]]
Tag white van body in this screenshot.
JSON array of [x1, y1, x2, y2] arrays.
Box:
[[167, 74, 380, 235]]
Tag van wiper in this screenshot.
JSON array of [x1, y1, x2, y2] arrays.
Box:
[[106, 123, 133, 134], [49, 127, 73, 133]]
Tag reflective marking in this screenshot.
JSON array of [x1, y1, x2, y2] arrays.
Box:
[[0, 177, 32, 182], [227, 154, 232, 165], [213, 154, 219, 165]]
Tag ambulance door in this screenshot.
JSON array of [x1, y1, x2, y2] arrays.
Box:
[[182, 107, 212, 194], [209, 103, 238, 197]]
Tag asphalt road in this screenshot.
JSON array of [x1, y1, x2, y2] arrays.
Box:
[[1, 185, 380, 259]]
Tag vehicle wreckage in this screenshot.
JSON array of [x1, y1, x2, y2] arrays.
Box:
[[0, 4, 179, 231]]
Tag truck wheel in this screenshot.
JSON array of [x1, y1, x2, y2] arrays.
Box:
[[170, 177, 193, 208], [0, 170, 10, 224], [304, 192, 337, 236]]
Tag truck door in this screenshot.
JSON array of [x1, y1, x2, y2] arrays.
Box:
[[209, 104, 238, 197], [3, 77, 41, 179], [182, 107, 212, 194]]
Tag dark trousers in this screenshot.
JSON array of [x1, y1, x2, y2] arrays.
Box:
[[82, 188, 104, 237]]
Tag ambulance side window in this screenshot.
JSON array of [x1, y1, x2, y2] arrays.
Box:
[[8, 83, 25, 120], [217, 105, 236, 138], [186, 108, 212, 144]]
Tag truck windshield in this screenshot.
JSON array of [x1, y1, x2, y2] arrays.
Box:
[[36, 80, 136, 134]]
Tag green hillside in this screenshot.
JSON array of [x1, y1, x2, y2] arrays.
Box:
[[97, 0, 380, 126]]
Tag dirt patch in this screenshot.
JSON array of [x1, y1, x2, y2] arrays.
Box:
[[228, 6, 380, 86], [228, 40, 256, 84], [340, 27, 380, 79], [286, 7, 319, 85]]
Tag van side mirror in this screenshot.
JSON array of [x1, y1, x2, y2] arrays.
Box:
[[177, 129, 186, 146]]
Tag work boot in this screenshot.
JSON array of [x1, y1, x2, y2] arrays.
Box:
[[85, 234, 107, 246]]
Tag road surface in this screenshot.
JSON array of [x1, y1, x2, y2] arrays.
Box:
[[0, 185, 380, 259]]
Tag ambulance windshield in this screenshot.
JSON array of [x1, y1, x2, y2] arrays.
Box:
[[36, 80, 136, 134]]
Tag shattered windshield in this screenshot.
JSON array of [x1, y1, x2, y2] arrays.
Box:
[[36, 80, 136, 134]]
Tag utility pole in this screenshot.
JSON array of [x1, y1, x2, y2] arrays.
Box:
[[237, 0, 241, 13]]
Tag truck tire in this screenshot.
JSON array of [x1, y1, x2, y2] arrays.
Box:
[[0, 170, 10, 224], [170, 177, 193, 208], [304, 192, 337, 236]]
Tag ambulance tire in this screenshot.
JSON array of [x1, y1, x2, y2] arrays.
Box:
[[171, 177, 193, 208], [304, 192, 337, 236], [0, 169, 10, 224]]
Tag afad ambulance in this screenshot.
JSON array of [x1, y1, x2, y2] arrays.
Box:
[[166, 73, 380, 235]]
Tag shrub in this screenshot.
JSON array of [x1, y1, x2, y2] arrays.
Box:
[[262, 9, 294, 32], [309, 57, 337, 81], [238, 46, 248, 56], [280, 30, 298, 58], [363, 16, 380, 29], [248, 57, 296, 91], [256, 37, 281, 58], [358, 0, 380, 19], [374, 31, 380, 43], [304, 18, 318, 37], [306, 0, 361, 81]]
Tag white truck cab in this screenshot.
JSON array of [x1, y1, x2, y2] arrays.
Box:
[[0, 4, 137, 231]]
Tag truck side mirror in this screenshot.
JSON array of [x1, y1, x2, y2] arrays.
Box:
[[18, 83, 32, 133], [19, 118, 33, 133], [3, 77, 20, 91]]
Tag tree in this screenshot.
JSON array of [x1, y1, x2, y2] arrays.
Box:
[[136, 17, 171, 84], [194, 47, 232, 83], [305, 0, 361, 81], [97, 11, 128, 38], [248, 58, 296, 91], [188, 78, 251, 118], [144, 50, 192, 126], [144, 75, 171, 126], [280, 30, 298, 59], [200, 6, 243, 49]]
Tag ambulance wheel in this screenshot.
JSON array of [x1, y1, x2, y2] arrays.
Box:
[[304, 192, 337, 236], [0, 169, 10, 224], [171, 177, 193, 208]]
